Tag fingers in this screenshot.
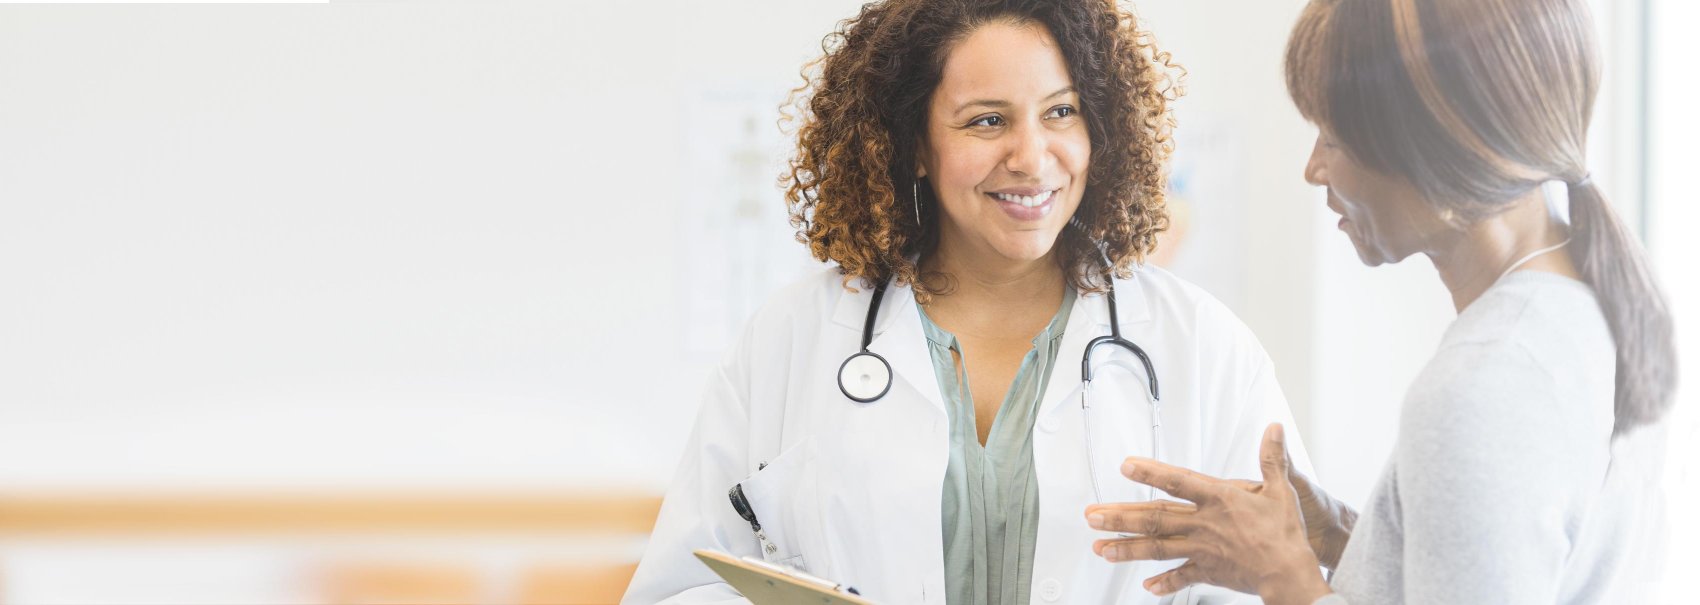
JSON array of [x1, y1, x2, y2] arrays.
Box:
[[1143, 561, 1200, 596], [1259, 423, 1290, 485], [1085, 500, 1198, 517], [1119, 456, 1222, 502], [1092, 536, 1199, 562], [1084, 501, 1199, 536]]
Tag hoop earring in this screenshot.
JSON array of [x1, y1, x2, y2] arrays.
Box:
[[913, 179, 923, 226], [1439, 207, 1459, 229]]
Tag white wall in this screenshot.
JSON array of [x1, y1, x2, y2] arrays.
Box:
[[1647, 0, 1700, 597], [1131, 0, 1327, 421], [0, 1, 866, 495]]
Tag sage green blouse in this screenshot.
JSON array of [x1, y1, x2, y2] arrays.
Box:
[[917, 287, 1075, 605]]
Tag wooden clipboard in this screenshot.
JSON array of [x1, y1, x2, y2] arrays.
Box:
[[694, 549, 876, 604]]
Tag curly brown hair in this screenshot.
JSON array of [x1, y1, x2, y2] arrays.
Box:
[[781, 0, 1182, 299]]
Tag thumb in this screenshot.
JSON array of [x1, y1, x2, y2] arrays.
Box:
[[1259, 422, 1290, 485], [1282, 425, 1312, 498]]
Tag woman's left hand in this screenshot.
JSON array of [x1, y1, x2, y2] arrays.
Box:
[[1084, 423, 1333, 605]]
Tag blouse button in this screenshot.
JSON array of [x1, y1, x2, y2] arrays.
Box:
[[1039, 578, 1063, 601]]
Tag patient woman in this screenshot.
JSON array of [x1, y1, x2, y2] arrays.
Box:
[[1087, 0, 1677, 603]]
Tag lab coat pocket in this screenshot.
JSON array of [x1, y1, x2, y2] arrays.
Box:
[[735, 435, 819, 572]]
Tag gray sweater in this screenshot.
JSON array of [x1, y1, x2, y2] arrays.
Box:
[[1321, 271, 1669, 604]]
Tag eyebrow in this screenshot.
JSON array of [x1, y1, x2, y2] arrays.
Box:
[[953, 86, 1076, 115]]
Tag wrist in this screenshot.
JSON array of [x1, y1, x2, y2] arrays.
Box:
[[1258, 562, 1333, 605], [1321, 505, 1357, 570]]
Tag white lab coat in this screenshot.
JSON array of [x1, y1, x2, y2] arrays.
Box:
[[624, 265, 1312, 605]]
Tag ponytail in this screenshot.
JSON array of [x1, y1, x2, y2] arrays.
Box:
[[1567, 177, 1679, 434]]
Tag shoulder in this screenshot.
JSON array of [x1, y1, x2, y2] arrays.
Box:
[[711, 265, 854, 395], [1445, 271, 1610, 355], [721, 264, 858, 364], [1116, 264, 1238, 322], [742, 264, 851, 334], [1412, 272, 1614, 433], [1400, 276, 1616, 476], [1111, 266, 1279, 417], [1116, 264, 1267, 358], [1394, 332, 1613, 526]]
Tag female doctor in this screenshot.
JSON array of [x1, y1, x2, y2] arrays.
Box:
[[624, 0, 1312, 603]]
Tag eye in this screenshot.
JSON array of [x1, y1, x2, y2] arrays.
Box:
[[1046, 105, 1077, 119], [968, 115, 1004, 128]]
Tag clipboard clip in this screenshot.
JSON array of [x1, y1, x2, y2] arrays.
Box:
[[738, 555, 862, 596], [694, 549, 869, 603], [728, 483, 782, 562]]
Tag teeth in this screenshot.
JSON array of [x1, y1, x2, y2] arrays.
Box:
[[993, 190, 1054, 207]]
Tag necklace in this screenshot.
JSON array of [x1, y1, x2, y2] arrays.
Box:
[[1495, 238, 1572, 284]]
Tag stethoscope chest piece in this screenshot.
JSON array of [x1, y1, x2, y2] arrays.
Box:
[[838, 350, 892, 403], [839, 281, 894, 404]]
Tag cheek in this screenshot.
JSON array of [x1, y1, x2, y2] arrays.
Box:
[[1345, 194, 1394, 231], [1329, 170, 1366, 205], [931, 146, 998, 197], [1060, 132, 1091, 178], [1333, 176, 1385, 224], [1340, 183, 1432, 253]]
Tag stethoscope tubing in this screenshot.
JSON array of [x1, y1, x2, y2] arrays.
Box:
[[838, 281, 893, 404]]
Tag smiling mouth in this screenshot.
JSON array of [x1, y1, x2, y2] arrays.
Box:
[[1326, 191, 1348, 218], [987, 189, 1058, 208]]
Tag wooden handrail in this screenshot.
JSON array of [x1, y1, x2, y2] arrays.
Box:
[[0, 492, 663, 536]]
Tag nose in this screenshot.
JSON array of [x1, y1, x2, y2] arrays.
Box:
[[1303, 135, 1328, 187], [1002, 120, 1053, 177]]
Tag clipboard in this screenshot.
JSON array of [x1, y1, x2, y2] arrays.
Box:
[[694, 549, 876, 604]]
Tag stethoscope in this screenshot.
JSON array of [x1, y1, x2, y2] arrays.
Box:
[[835, 257, 1163, 505]]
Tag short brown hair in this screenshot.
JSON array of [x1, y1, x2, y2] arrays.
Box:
[[781, 0, 1182, 299]]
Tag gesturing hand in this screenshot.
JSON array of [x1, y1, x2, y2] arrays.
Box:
[[1084, 424, 1333, 605]]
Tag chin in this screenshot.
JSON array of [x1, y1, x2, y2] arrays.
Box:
[[1353, 249, 1388, 267], [1342, 226, 1387, 267], [1352, 242, 1415, 268], [991, 233, 1062, 263], [1348, 238, 1388, 266]]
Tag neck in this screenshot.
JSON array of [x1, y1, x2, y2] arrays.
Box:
[[1425, 187, 1580, 313], [919, 235, 1067, 336], [926, 247, 1064, 299]]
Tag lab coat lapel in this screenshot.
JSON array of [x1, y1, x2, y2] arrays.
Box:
[[830, 277, 946, 415], [1035, 278, 1153, 421], [1035, 291, 1095, 422]]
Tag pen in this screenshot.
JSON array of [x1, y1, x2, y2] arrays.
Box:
[[739, 555, 862, 596]]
